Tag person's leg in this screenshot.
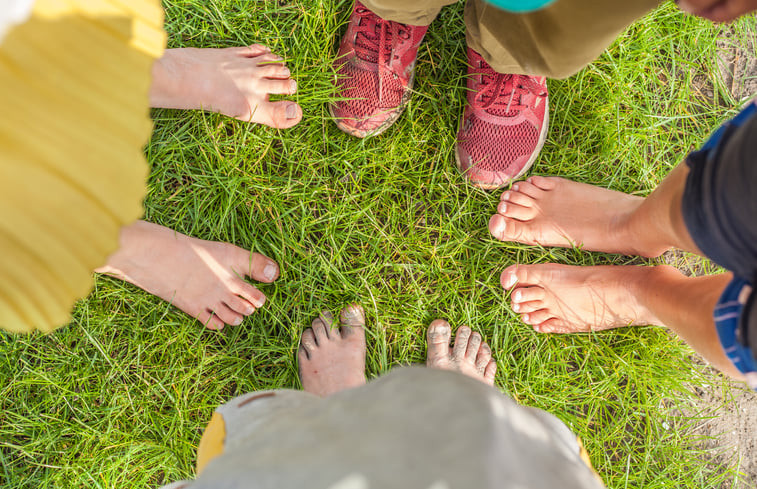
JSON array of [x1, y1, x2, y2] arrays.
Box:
[[495, 102, 757, 383], [96, 220, 280, 330], [490, 99, 757, 258], [150, 45, 302, 128], [456, 0, 660, 189], [329, 0, 452, 137], [489, 163, 700, 257], [463, 0, 661, 79], [359, 0, 454, 25], [501, 263, 744, 380]]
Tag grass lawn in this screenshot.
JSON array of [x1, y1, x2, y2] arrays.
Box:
[[1, 1, 755, 487]]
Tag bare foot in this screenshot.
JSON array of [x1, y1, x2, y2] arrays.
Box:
[[96, 221, 279, 330], [425, 320, 497, 385], [298, 304, 367, 397], [488, 176, 669, 257], [150, 45, 303, 128], [501, 263, 666, 333]]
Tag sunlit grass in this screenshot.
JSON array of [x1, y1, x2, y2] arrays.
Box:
[[0, 1, 753, 488]]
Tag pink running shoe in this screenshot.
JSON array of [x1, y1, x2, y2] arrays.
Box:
[[331, 1, 428, 138], [456, 48, 549, 189]]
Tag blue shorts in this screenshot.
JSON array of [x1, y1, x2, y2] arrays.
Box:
[[714, 278, 757, 389], [683, 100, 757, 386]]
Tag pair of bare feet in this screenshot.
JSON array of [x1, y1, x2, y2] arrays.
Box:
[[98, 45, 301, 330], [298, 304, 497, 396], [488, 175, 674, 334]]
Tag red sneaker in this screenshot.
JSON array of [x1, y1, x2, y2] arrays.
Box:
[[456, 48, 549, 189], [330, 1, 428, 138]]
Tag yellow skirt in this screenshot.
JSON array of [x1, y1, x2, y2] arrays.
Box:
[[0, 0, 165, 333]]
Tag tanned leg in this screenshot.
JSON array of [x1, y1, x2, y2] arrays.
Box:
[[502, 263, 744, 380]]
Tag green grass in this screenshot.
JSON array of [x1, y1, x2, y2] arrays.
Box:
[[1, 1, 755, 488]]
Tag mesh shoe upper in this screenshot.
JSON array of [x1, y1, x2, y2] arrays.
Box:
[[331, 1, 428, 136], [457, 48, 549, 188]]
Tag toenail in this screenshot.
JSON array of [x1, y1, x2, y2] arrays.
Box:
[[245, 305, 256, 315], [232, 317, 243, 326], [286, 104, 298, 119], [504, 273, 517, 289], [263, 262, 279, 280], [499, 203, 507, 214], [282, 67, 290, 76], [513, 290, 522, 302], [289, 80, 297, 93], [522, 314, 530, 323], [512, 184, 519, 191], [512, 303, 520, 312], [503, 191, 511, 201]]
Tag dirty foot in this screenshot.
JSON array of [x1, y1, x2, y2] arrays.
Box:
[[150, 45, 303, 128], [298, 304, 367, 397], [96, 220, 279, 330], [488, 176, 668, 257], [502, 263, 666, 333], [426, 320, 497, 385]]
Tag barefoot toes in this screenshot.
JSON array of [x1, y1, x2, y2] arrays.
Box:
[[452, 325, 471, 360], [465, 332, 482, 361], [301, 328, 317, 353]]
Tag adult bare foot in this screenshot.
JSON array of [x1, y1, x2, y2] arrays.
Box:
[[501, 263, 667, 333], [488, 176, 669, 257], [425, 320, 497, 386], [150, 45, 303, 128], [96, 220, 279, 330], [298, 304, 367, 397]]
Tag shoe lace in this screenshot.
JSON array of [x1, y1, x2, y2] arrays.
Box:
[[475, 65, 547, 116], [353, 7, 412, 96]]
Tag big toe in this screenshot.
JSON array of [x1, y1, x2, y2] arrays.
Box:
[[426, 319, 452, 366], [339, 303, 365, 338], [500, 265, 528, 290], [340, 303, 365, 326], [489, 214, 529, 243], [254, 101, 302, 129], [245, 252, 280, 283]]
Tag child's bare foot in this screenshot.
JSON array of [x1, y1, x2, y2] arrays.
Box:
[[488, 176, 668, 257], [298, 304, 367, 397], [150, 45, 303, 128], [96, 221, 279, 330], [501, 263, 667, 333], [425, 320, 497, 385]]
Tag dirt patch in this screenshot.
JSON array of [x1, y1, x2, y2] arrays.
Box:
[[716, 25, 757, 102], [661, 249, 713, 277], [682, 372, 757, 489]]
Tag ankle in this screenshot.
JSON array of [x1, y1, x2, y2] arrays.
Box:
[[627, 265, 683, 327], [610, 202, 670, 258], [96, 221, 175, 275], [149, 48, 201, 110]]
